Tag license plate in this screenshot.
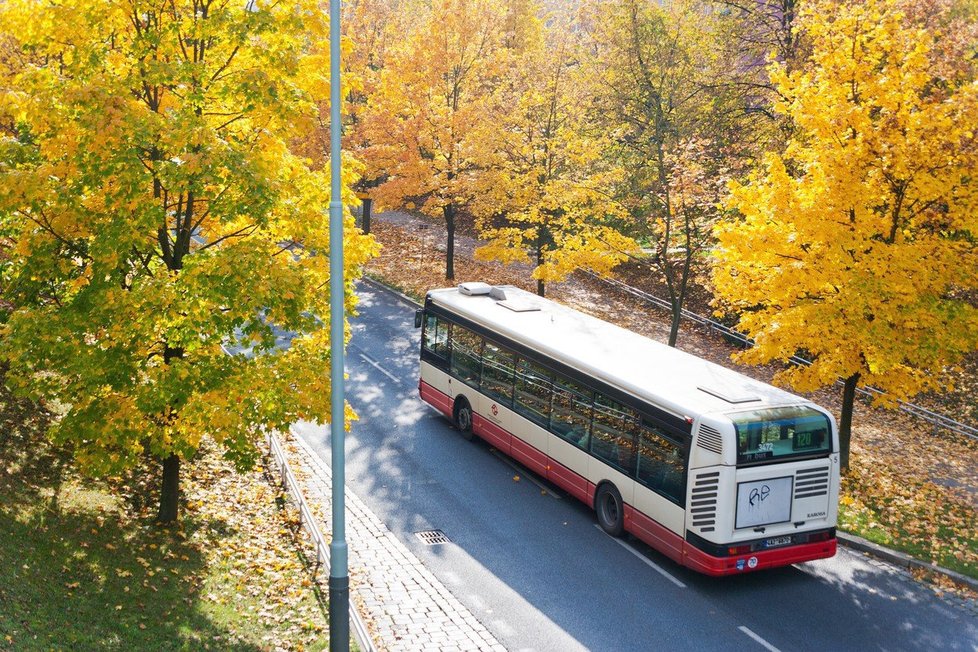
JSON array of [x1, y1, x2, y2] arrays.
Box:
[[764, 536, 792, 548]]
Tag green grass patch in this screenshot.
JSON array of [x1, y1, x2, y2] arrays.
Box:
[[0, 373, 330, 650], [840, 451, 978, 580]]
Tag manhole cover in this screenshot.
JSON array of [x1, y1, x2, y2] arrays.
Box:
[[415, 530, 451, 545]]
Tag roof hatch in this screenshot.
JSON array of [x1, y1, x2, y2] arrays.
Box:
[[697, 385, 762, 404]]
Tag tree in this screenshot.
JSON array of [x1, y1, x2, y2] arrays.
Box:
[[471, 14, 636, 297], [709, 1, 806, 150], [0, 0, 378, 521], [341, 0, 409, 227], [356, 0, 531, 280], [712, 0, 978, 469], [582, 0, 738, 346]]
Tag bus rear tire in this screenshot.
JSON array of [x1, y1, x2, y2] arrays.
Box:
[[595, 483, 624, 537], [453, 397, 474, 441]]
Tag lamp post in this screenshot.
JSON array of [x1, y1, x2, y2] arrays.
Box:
[[328, 0, 349, 649]]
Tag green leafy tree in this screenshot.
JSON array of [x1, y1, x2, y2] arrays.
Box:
[[0, 0, 378, 521], [582, 0, 739, 346]]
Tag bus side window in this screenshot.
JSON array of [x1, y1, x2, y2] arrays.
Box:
[[450, 325, 483, 386], [591, 395, 638, 476], [480, 340, 516, 408], [513, 358, 553, 429], [636, 425, 686, 507], [551, 375, 592, 449]]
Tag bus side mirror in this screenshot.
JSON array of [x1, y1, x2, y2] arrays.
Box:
[[414, 310, 423, 329]]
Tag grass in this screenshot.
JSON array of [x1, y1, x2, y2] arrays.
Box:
[[839, 446, 978, 579], [0, 372, 331, 651]]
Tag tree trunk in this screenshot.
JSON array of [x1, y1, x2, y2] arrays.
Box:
[[668, 303, 681, 347], [443, 204, 456, 281], [839, 372, 860, 472], [157, 344, 184, 523], [361, 197, 372, 235], [536, 237, 545, 297], [157, 453, 180, 523]]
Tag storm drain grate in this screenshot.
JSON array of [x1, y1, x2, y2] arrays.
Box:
[[415, 530, 451, 546]]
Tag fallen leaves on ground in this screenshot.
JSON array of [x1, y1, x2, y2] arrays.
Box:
[[0, 366, 329, 650]]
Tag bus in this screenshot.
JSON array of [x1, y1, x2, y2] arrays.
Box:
[[415, 282, 839, 576]]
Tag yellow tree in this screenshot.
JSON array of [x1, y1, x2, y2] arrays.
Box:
[[357, 0, 533, 280], [471, 16, 636, 297], [341, 0, 409, 229], [713, 0, 978, 469], [0, 0, 378, 521]]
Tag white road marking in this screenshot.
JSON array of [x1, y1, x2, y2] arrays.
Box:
[[594, 525, 686, 588], [356, 351, 401, 384], [489, 451, 561, 500], [739, 626, 782, 652]]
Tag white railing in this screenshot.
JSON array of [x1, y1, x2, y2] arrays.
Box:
[[267, 432, 377, 652]]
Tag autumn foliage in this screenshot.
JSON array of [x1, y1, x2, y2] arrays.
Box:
[[471, 15, 636, 297], [712, 0, 978, 467], [0, 0, 377, 521]]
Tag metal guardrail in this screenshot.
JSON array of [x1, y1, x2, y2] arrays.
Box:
[[267, 432, 377, 652], [585, 271, 978, 441]]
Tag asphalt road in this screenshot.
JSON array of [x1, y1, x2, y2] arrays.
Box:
[[296, 281, 978, 652]]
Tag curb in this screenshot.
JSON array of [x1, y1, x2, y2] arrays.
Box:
[[362, 275, 422, 308], [359, 273, 978, 595], [837, 531, 978, 592]]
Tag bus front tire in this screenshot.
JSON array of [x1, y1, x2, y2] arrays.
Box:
[[595, 483, 624, 537], [453, 397, 474, 441]]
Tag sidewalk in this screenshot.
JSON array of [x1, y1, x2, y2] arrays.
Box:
[[285, 427, 506, 652]]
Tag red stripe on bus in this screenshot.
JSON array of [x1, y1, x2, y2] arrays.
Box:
[[625, 506, 685, 565], [547, 462, 591, 504], [419, 381, 454, 418], [682, 538, 837, 576], [473, 414, 512, 454], [511, 437, 548, 476]]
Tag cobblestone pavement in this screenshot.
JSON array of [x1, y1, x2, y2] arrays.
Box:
[[286, 427, 506, 652]]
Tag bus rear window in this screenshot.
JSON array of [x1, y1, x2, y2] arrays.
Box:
[[732, 407, 830, 465]]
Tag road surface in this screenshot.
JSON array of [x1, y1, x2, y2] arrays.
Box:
[[295, 281, 978, 652]]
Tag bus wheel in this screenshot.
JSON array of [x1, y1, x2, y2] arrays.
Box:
[[453, 397, 474, 441], [595, 483, 624, 537]]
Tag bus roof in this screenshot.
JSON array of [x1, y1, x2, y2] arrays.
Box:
[[426, 284, 812, 420]]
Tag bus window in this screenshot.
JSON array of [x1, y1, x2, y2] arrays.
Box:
[[732, 406, 831, 465], [513, 358, 553, 429], [422, 314, 450, 360], [551, 375, 592, 449], [481, 340, 516, 408], [450, 325, 483, 386], [591, 395, 638, 475], [637, 425, 686, 506]]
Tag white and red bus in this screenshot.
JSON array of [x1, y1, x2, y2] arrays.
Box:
[[416, 282, 840, 576]]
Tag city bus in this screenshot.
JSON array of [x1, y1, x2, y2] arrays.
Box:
[[416, 282, 839, 576]]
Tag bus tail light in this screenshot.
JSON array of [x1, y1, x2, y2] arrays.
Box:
[[728, 545, 752, 555], [808, 531, 833, 543]]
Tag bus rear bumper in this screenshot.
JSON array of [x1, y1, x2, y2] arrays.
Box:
[[683, 538, 837, 576]]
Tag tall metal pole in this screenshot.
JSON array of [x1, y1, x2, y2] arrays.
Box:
[[327, 0, 349, 649]]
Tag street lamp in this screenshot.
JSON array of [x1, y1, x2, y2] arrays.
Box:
[[327, 0, 349, 650]]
